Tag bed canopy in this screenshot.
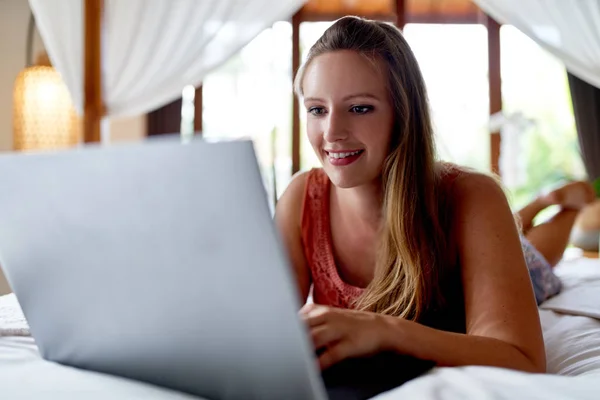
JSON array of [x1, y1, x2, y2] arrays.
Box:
[[28, 0, 307, 142]]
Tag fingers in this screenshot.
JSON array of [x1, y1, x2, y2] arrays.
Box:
[[300, 304, 332, 327], [299, 304, 355, 370], [300, 302, 325, 315], [319, 340, 355, 371], [311, 324, 344, 350]]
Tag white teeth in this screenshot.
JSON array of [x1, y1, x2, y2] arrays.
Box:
[[329, 150, 361, 159]]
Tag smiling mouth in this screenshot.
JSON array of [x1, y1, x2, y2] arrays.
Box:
[[325, 150, 364, 159]]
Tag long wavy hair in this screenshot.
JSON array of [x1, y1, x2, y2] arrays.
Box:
[[294, 16, 449, 320]]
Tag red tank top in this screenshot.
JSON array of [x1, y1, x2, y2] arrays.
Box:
[[300, 165, 466, 332]]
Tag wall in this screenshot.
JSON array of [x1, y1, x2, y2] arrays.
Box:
[[0, 0, 39, 152], [0, 0, 146, 294], [0, 0, 30, 294]]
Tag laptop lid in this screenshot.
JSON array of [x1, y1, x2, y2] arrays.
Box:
[[0, 138, 326, 400]]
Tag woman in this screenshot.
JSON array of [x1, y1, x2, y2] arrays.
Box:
[[275, 16, 591, 376]]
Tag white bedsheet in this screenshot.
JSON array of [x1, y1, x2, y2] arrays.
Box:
[[0, 336, 199, 399], [375, 365, 600, 400], [540, 256, 600, 377], [1, 256, 600, 399]]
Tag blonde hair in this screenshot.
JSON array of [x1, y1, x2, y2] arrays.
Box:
[[295, 17, 449, 320]]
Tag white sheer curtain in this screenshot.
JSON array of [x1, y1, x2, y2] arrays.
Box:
[[29, 0, 306, 118], [474, 0, 600, 88]]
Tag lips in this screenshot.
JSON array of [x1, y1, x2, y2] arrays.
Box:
[[325, 149, 364, 166], [325, 149, 364, 158]]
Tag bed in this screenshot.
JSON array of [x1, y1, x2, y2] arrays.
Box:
[[2, 254, 600, 399]]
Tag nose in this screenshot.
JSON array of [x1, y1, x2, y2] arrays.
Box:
[[323, 110, 349, 143]]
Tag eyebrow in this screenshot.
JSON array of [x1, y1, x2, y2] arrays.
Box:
[[304, 93, 382, 103]]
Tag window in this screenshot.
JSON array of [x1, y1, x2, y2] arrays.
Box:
[[201, 22, 293, 209], [404, 23, 490, 172], [198, 21, 585, 215], [298, 23, 491, 172]]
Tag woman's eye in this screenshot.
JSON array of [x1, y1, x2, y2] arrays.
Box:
[[308, 107, 326, 116], [350, 105, 373, 114]]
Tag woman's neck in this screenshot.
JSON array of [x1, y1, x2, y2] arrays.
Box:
[[332, 181, 384, 231]]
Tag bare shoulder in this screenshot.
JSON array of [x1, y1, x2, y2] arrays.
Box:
[[445, 169, 515, 235], [275, 170, 311, 224], [281, 170, 311, 199], [274, 170, 313, 303], [451, 169, 507, 208]]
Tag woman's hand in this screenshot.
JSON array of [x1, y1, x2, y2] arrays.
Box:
[[300, 303, 391, 370]]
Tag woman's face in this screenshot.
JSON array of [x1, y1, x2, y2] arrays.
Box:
[[302, 50, 395, 189]]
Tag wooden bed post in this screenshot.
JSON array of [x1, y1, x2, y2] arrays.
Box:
[[395, 0, 406, 28], [291, 11, 302, 175], [194, 85, 203, 134], [486, 15, 502, 176], [84, 0, 104, 143]]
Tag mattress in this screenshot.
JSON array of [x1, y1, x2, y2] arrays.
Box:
[[0, 336, 199, 399], [1, 256, 600, 399]]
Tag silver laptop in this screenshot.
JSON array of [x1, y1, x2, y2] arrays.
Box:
[[0, 138, 327, 400]]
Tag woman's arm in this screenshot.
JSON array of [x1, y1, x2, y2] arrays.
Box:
[[302, 173, 545, 373], [274, 172, 312, 305], [382, 172, 545, 372], [381, 316, 543, 373]]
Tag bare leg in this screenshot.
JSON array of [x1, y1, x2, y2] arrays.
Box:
[[524, 209, 579, 267], [519, 181, 595, 266], [516, 198, 548, 235]]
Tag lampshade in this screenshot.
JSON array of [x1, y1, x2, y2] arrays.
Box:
[[13, 56, 81, 151]]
